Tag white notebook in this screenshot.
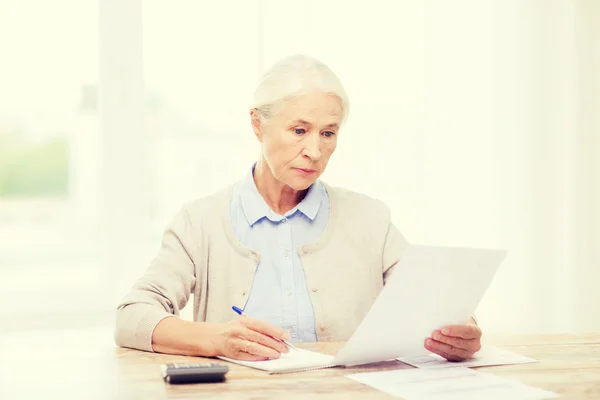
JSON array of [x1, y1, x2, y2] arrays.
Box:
[[220, 245, 507, 374], [219, 348, 337, 374]]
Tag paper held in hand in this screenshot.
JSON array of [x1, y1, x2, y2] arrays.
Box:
[[219, 244, 507, 374]]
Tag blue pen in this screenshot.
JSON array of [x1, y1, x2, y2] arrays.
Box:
[[232, 305, 298, 350]]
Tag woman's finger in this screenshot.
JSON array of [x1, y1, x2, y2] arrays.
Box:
[[242, 328, 289, 354], [231, 350, 269, 361], [432, 330, 481, 353], [438, 325, 482, 340], [424, 338, 473, 361], [240, 316, 291, 341], [236, 338, 281, 359]]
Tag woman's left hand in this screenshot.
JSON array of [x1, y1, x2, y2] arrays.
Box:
[[424, 323, 482, 361]]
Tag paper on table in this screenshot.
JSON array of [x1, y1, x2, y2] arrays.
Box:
[[347, 367, 559, 400], [218, 348, 335, 374], [333, 245, 507, 366], [397, 345, 537, 369], [220, 245, 507, 373]]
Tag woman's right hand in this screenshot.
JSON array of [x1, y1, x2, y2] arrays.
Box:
[[207, 316, 292, 361]]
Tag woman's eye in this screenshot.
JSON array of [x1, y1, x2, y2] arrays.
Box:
[[323, 131, 336, 137], [294, 128, 306, 135]]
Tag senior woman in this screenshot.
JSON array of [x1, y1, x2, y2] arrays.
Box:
[[114, 54, 482, 363]]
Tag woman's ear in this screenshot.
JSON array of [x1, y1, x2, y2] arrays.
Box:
[[250, 109, 263, 142]]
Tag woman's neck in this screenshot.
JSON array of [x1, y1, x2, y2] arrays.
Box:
[[253, 159, 307, 215]]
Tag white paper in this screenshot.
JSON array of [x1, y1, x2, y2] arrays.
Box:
[[332, 245, 507, 366], [347, 367, 559, 400], [218, 348, 335, 374], [219, 245, 507, 374], [397, 345, 537, 369]]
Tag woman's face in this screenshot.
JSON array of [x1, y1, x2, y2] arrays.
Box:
[[252, 92, 343, 190]]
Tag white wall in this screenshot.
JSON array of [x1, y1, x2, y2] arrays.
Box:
[[258, 0, 600, 334], [113, 0, 600, 334], [3, 0, 596, 334]]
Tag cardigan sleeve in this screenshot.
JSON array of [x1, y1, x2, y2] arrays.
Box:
[[114, 206, 198, 352], [382, 221, 410, 284]]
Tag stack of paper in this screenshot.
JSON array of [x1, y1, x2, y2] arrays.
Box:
[[347, 368, 559, 400], [397, 345, 537, 369], [221, 245, 508, 373]]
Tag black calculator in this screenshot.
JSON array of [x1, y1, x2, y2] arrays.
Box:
[[161, 362, 229, 384]]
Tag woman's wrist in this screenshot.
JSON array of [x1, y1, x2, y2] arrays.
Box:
[[151, 317, 220, 357]]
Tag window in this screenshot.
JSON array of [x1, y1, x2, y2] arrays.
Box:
[[0, 1, 102, 329]]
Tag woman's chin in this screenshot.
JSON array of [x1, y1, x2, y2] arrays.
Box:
[[285, 176, 318, 191]]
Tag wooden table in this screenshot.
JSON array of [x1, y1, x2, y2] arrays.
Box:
[[1, 327, 599, 399]]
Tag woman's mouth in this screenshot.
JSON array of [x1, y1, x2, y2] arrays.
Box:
[[295, 168, 317, 176]]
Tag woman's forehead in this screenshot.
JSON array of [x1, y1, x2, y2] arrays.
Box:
[[279, 92, 343, 121]]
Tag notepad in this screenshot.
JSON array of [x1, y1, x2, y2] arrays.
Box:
[[219, 348, 336, 374], [220, 245, 507, 374]]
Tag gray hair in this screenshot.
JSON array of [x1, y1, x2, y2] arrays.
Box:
[[250, 54, 350, 123]]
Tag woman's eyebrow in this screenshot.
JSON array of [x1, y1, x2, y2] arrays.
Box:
[[290, 120, 339, 129], [290, 119, 312, 126]]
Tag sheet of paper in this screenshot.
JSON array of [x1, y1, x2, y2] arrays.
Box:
[[333, 245, 507, 366], [219, 348, 335, 374], [397, 345, 537, 369], [347, 367, 559, 400]]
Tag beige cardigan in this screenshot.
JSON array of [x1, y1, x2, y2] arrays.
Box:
[[114, 183, 409, 352]]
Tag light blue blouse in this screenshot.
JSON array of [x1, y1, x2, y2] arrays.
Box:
[[230, 165, 330, 342]]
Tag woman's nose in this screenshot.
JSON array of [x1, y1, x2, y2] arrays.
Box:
[[302, 136, 322, 160]]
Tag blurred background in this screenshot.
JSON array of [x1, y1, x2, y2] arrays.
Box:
[[0, 0, 598, 336]]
